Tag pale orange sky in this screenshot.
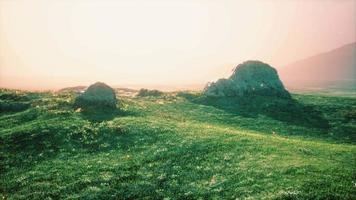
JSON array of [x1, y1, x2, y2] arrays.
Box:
[[0, 0, 355, 90]]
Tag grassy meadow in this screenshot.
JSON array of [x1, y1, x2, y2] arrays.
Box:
[[0, 88, 355, 199]]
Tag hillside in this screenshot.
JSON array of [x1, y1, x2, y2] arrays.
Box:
[[0, 89, 355, 199], [280, 42, 356, 90]]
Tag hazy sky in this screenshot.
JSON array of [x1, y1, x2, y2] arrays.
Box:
[[1, 0, 355, 90]]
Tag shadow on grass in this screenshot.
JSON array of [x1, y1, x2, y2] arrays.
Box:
[[191, 95, 330, 130]]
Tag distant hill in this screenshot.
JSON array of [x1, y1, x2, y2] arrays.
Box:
[[57, 86, 87, 93], [279, 42, 356, 91], [58, 85, 139, 97]]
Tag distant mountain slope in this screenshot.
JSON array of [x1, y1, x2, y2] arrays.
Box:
[[58, 86, 87, 93], [279, 42, 356, 90], [58, 85, 139, 97]]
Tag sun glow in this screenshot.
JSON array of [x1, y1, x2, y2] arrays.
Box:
[[0, 0, 355, 90]]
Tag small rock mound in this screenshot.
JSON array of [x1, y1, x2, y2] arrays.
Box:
[[204, 60, 290, 98], [74, 82, 117, 109], [137, 89, 164, 97]]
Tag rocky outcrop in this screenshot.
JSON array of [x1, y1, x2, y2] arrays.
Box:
[[204, 60, 290, 98], [74, 82, 117, 109]]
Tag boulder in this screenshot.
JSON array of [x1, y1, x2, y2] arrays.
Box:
[[74, 82, 117, 109], [204, 60, 290, 98]]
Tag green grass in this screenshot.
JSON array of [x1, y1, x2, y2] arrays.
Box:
[[0, 89, 355, 199]]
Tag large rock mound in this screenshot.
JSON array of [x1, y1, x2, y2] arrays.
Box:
[[74, 82, 117, 109], [204, 60, 290, 98]]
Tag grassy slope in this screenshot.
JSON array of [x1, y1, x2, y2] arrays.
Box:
[[0, 90, 355, 199]]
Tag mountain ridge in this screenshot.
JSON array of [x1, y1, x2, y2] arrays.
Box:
[[279, 42, 356, 90]]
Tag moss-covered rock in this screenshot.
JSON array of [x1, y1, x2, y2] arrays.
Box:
[[74, 82, 117, 109], [204, 60, 290, 98]]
